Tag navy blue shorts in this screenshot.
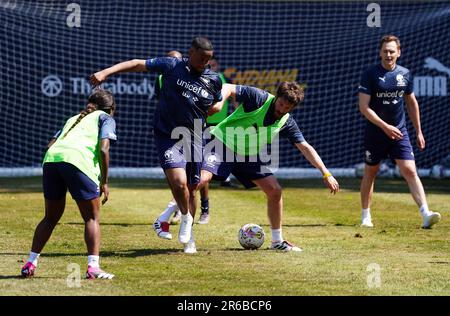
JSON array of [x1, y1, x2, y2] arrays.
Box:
[[43, 162, 100, 201], [154, 131, 203, 185], [202, 151, 273, 189], [364, 126, 415, 166]]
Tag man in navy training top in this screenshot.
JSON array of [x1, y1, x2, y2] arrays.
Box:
[[90, 37, 223, 253], [358, 34, 441, 229]]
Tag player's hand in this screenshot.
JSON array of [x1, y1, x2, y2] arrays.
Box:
[[416, 131, 425, 150], [383, 125, 403, 140], [100, 183, 109, 205], [323, 176, 339, 194], [90, 71, 108, 87]]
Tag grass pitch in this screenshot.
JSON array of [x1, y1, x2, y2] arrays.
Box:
[[0, 177, 449, 296]]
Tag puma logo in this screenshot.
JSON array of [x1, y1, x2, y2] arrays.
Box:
[[424, 57, 450, 77]]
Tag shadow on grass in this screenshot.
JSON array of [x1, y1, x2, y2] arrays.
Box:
[[1, 248, 181, 259], [260, 223, 356, 228], [224, 247, 262, 251], [281, 224, 327, 228], [59, 222, 150, 227], [223, 247, 305, 252], [0, 275, 24, 280]]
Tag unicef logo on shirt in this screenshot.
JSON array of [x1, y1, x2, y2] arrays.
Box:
[[41, 75, 63, 97]]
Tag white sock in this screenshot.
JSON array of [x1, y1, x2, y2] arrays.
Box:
[[419, 204, 432, 217], [362, 208, 371, 220], [88, 255, 100, 268], [159, 200, 179, 222], [181, 212, 193, 222], [28, 251, 40, 266], [270, 228, 282, 244]]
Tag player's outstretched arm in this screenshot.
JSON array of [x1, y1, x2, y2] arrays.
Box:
[[295, 141, 339, 194], [90, 59, 147, 86], [207, 83, 236, 116]]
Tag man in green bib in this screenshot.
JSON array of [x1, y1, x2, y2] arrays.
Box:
[[201, 82, 340, 251]]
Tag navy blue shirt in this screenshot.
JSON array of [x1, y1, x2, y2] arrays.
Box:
[[235, 85, 305, 144], [146, 57, 223, 136], [54, 113, 117, 142], [359, 64, 414, 131]]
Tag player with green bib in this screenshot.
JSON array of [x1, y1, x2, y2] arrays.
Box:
[[21, 89, 117, 279], [200, 82, 340, 251]]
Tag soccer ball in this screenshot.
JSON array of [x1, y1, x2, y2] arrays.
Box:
[[238, 223, 265, 250]]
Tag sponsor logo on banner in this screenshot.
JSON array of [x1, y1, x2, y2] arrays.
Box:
[[414, 57, 449, 97], [41, 76, 156, 98], [223, 67, 301, 95], [41, 75, 63, 97]]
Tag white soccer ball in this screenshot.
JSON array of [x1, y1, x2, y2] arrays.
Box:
[[430, 164, 444, 179], [238, 223, 265, 250]]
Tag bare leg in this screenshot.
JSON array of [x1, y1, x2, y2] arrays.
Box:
[[198, 170, 214, 190], [360, 163, 380, 209], [252, 176, 301, 251], [252, 176, 283, 230], [76, 198, 101, 255], [164, 168, 190, 215], [395, 159, 427, 207], [31, 198, 66, 253]]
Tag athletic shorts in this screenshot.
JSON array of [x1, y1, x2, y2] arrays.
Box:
[[364, 126, 415, 166], [154, 131, 203, 185], [202, 151, 273, 189], [43, 162, 100, 201]]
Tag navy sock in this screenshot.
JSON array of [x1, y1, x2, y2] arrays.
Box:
[[201, 199, 209, 214]]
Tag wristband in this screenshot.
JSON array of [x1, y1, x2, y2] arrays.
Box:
[[322, 172, 332, 179]]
